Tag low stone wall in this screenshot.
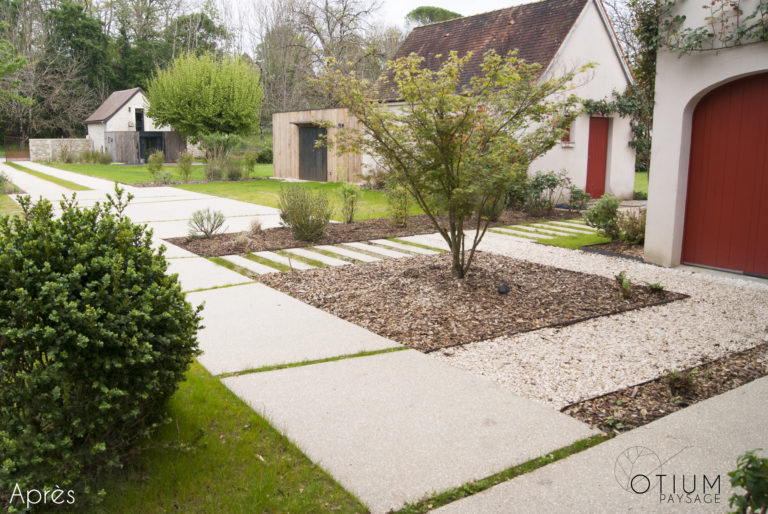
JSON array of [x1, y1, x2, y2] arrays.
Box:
[[29, 138, 93, 162]]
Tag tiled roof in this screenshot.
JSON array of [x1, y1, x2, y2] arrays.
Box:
[[84, 87, 143, 123], [376, 0, 589, 101]]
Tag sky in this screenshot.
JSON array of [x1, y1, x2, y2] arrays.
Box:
[[374, 1, 526, 29]]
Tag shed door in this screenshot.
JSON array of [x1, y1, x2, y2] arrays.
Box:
[[586, 117, 609, 198], [682, 73, 768, 277], [299, 126, 327, 182]]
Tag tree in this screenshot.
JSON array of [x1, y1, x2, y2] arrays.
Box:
[[146, 52, 262, 140], [405, 6, 462, 26], [320, 51, 585, 278], [0, 22, 28, 106]]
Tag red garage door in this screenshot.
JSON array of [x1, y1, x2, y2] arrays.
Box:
[[682, 73, 768, 277]]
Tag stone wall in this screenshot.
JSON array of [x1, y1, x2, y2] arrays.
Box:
[[29, 138, 93, 162]]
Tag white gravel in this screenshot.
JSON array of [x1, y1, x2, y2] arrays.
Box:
[[401, 231, 768, 408]]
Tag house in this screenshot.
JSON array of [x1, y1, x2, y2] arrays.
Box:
[[85, 88, 185, 164], [273, 0, 635, 199], [643, 0, 768, 277]]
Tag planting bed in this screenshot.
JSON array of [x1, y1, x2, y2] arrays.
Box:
[[167, 209, 581, 257], [582, 241, 644, 260], [258, 252, 685, 352]]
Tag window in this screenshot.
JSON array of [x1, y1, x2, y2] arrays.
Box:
[[135, 109, 144, 132]]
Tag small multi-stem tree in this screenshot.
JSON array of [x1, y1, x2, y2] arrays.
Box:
[[320, 51, 586, 278]]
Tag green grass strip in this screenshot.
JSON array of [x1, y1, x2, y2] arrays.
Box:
[[276, 249, 325, 268], [217, 347, 408, 378], [541, 221, 595, 233], [395, 434, 609, 514], [183, 281, 256, 294], [208, 256, 260, 280], [306, 246, 361, 263], [538, 232, 611, 250], [489, 228, 540, 241], [388, 238, 446, 253], [245, 253, 291, 272], [6, 162, 90, 191]]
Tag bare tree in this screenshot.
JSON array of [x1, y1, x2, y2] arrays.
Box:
[[602, 0, 639, 66]]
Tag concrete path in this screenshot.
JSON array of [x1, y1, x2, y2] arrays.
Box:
[[187, 282, 399, 374], [436, 376, 768, 513], [224, 350, 599, 513]]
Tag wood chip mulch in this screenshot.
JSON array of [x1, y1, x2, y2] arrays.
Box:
[[582, 241, 645, 260], [562, 343, 768, 433], [258, 252, 686, 352], [166, 209, 581, 256]]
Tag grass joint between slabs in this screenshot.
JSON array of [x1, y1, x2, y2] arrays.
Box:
[[277, 249, 325, 268], [245, 253, 291, 272], [388, 238, 446, 253], [183, 281, 257, 294]]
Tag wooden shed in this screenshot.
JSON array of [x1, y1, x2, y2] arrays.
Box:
[[272, 108, 362, 182]]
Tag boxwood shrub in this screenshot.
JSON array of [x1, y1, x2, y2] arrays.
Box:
[[0, 189, 201, 507]]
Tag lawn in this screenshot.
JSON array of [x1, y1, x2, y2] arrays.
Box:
[[0, 194, 21, 217], [175, 180, 423, 221], [5, 162, 90, 191], [49, 163, 273, 185], [90, 361, 365, 513], [635, 171, 648, 196]]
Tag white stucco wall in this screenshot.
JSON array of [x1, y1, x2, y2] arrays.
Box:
[[532, 0, 635, 198], [104, 92, 169, 133], [644, 0, 768, 267], [86, 123, 105, 152]]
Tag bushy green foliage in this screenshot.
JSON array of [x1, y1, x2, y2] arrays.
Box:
[[338, 183, 361, 223], [224, 157, 243, 181], [59, 146, 76, 163], [523, 171, 570, 216], [568, 186, 591, 211], [618, 208, 647, 244], [505, 171, 531, 211], [147, 150, 165, 173], [146, 53, 262, 140], [205, 161, 223, 181], [187, 208, 226, 237], [0, 190, 200, 507], [479, 196, 505, 222], [387, 186, 410, 228], [243, 151, 259, 178], [584, 194, 621, 239], [256, 148, 273, 164], [199, 133, 242, 163], [321, 51, 586, 277], [278, 185, 332, 242], [177, 151, 194, 181], [729, 449, 768, 513]]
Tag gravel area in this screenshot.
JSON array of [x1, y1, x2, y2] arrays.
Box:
[[405, 231, 768, 408]]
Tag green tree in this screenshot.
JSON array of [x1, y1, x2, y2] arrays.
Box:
[[0, 21, 28, 106], [146, 52, 262, 140], [406, 6, 462, 26], [320, 51, 585, 278]]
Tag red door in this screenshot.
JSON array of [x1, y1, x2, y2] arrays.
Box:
[[682, 73, 768, 277], [586, 117, 609, 198]]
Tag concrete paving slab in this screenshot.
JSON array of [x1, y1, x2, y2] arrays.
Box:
[[315, 244, 381, 262], [436, 376, 768, 514], [488, 228, 539, 242], [510, 225, 572, 237], [1, 163, 73, 199], [345, 241, 411, 258], [252, 251, 317, 270], [285, 247, 350, 266], [153, 239, 197, 259], [223, 350, 598, 513], [532, 222, 596, 235], [187, 283, 398, 374], [370, 238, 440, 255], [221, 254, 278, 274], [494, 227, 554, 239], [166, 257, 252, 292], [546, 220, 597, 233], [123, 197, 278, 223], [15, 161, 118, 190]]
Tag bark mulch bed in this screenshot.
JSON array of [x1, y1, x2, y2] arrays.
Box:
[[562, 343, 768, 433], [582, 241, 644, 260], [167, 209, 581, 257], [259, 252, 686, 352]]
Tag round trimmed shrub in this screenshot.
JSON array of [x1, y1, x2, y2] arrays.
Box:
[[0, 190, 201, 506]]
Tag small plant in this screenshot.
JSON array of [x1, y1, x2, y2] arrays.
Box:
[[646, 281, 665, 293], [256, 147, 273, 164], [338, 183, 361, 223], [606, 416, 625, 431], [729, 449, 768, 513], [97, 150, 113, 165], [152, 170, 173, 184], [177, 151, 194, 181], [361, 168, 388, 190], [243, 151, 259, 178], [618, 208, 646, 245], [670, 395, 683, 405], [584, 194, 621, 239], [59, 146, 76, 163], [224, 157, 243, 181], [198, 132, 242, 162], [205, 160, 224, 181], [615, 271, 632, 299], [523, 170, 570, 216], [615, 399, 623, 406], [234, 233, 249, 247], [568, 186, 591, 211], [0, 171, 9, 193], [147, 150, 165, 175], [278, 185, 332, 242], [188, 208, 226, 238], [250, 218, 262, 234], [387, 186, 410, 228]]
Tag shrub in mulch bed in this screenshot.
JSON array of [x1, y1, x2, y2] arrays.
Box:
[[259, 252, 686, 352], [562, 343, 768, 433], [166, 209, 582, 257]]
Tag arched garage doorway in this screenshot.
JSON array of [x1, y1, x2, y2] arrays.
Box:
[[682, 73, 768, 277]]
